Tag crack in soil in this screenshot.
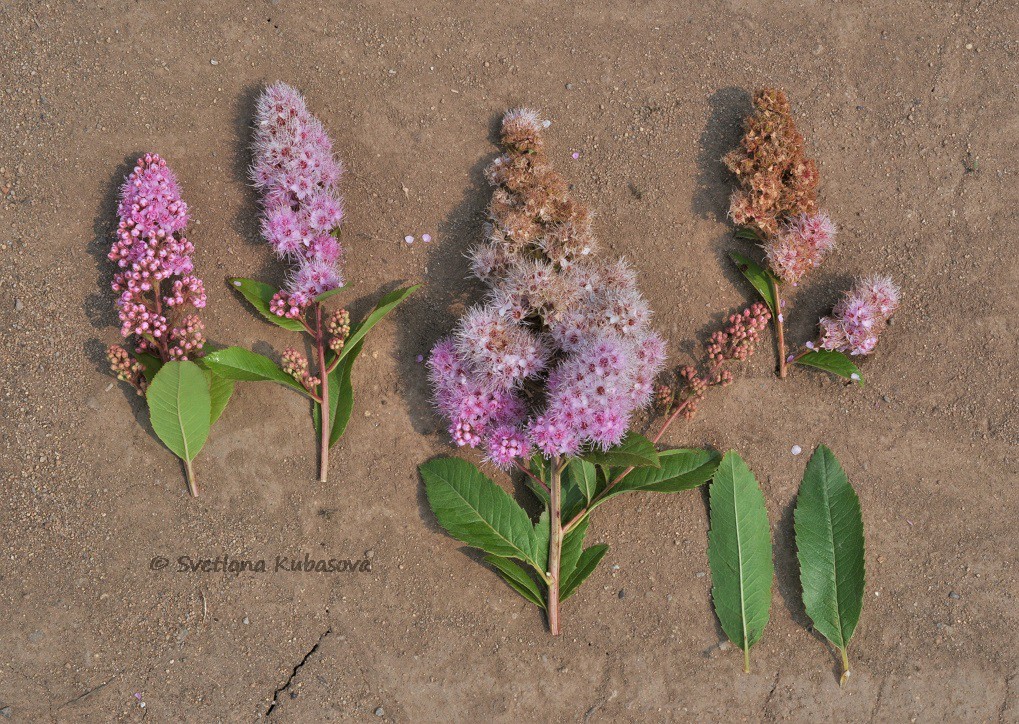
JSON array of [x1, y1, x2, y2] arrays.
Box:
[[265, 628, 332, 717]]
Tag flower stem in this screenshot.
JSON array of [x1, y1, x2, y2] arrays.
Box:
[[315, 303, 330, 483], [185, 459, 198, 497], [770, 277, 787, 379], [547, 462, 563, 636]]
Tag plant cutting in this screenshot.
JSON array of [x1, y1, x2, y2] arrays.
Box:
[[105, 153, 233, 496], [204, 82, 418, 482], [724, 88, 901, 383], [794, 445, 865, 685], [418, 109, 773, 635]]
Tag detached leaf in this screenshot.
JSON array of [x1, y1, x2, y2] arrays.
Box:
[[708, 451, 774, 672], [203, 369, 235, 426], [794, 445, 865, 684], [315, 341, 365, 447], [484, 555, 546, 609], [421, 457, 540, 569], [729, 251, 777, 314], [147, 361, 211, 496], [560, 544, 608, 601], [333, 284, 421, 365], [795, 350, 864, 385], [582, 432, 660, 470], [592, 448, 720, 512], [228, 277, 307, 332], [202, 347, 310, 396]]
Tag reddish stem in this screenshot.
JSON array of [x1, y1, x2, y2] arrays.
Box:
[[770, 277, 787, 379], [547, 460, 562, 636]]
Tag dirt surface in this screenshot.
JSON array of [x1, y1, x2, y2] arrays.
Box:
[[1, 1, 1017, 721]]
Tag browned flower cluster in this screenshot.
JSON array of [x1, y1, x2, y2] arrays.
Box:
[[723, 88, 819, 237], [473, 109, 597, 278]]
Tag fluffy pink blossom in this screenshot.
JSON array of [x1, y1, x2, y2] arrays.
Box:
[[252, 82, 345, 313], [108, 153, 206, 365], [427, 109, 666, 466], [819, 275, 900, 355], [763, 211, 837, 284]]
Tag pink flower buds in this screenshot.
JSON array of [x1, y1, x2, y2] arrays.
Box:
[[763, 212, 837, 284]]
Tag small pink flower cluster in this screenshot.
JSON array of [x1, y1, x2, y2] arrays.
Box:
[[428, 109, 665, 468], [252, 82, 345, 312], [819, 276, 900, 356], [762, 212, 837, 285], [108, 153, 206, 362]]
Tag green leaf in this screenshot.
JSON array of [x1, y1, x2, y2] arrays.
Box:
[[794, 350, 864, 385], [315, 341, 365, 447], [146, 361, 211, 465], [228, 277, 307, 332], [729, 251, 777, 314], [333, 284, 421, 365], [203, 370, 235, 426], [560, 544, 608, 601], [314, 284, 349, 303], [421, 457, 540, 568], [567, 458, 598, 505], [734, 227, 762, 241], [202, 346, 310, 396], [136, 353, 163, 383], [560, 517, 589, 583], [707, 450, 774, 672], [484, 555, 546, 609], [592, 448, 720, 512], [581, 432, 660, 470], [794, 445, 865, 680], [532, 510, 550, 574], [526, 453, 551, 508]]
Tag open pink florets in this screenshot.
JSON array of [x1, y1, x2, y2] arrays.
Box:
[[819, 275, 900, 356], [252, 82, 345, 310]]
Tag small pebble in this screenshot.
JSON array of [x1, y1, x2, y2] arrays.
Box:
[[617, 589, 626, 599], [565, 83, 574, 90], [375, 707, 385, 717], [210, 59, 219, 65], [14, 299, 23, 311], [243, 617, 250, 624], [949, 591, 960, 600], [695, 571, 706, 578], [882, 395, 891, 403], [791, 445, 802, 456], [365, 549, 375, 559], [0, 706, 11, 719], [717, 641, 732, 652]]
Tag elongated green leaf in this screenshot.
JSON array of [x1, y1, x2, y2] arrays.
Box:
[[708, 450, 774, 672], [333, 284, 421, 365], [729, 251, 777, 314], [526, 453, 551, 508], [146, 361, 211, 464], [567, 458, 598, 504], [136, 352, 163, 383], [560, 517, 589, 583], [421, 457, 540, 568], [228, 277, 307, 332], [560, 544, 608, 601], [314, 284, 349, 303], [592, 449, 720, 512], [484, 555, 546, 609], [202, 347, 310, 396], [582, 432, 660, 470], [203, 370, 235, 426], [794, 445, 865, 673], [795, 350, 863, 385], [734, 227, 762, 241], [532, 510, 550, 573], [315, 341, 365, 447]]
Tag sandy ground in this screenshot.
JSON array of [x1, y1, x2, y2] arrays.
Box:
[[1, 1, 1017, 721]]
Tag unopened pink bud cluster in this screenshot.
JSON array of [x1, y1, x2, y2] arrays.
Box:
[[252, 82, 345, 312], [428, 109, 666, 468], [763, 212, 837, 285], [819, 276, 900, 356], [108, 153, 206, 362]]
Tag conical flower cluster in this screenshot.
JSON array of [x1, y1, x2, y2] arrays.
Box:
[[252, 82, 345, 315], [429, 109, 665, 467]]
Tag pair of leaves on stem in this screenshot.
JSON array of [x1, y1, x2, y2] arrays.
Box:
[[202, 280, 420, 448], [729, 250, 863, 385], [420, 432, 721, 616], [144, 358, 235, 494], [707, 447, 865, 679]]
